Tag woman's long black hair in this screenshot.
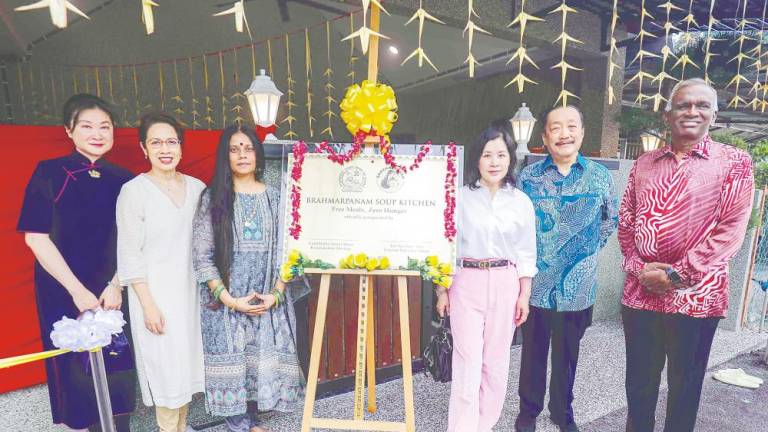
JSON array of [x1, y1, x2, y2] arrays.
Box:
[[200, 125, 265, 285], [466, 119, 518, 189]]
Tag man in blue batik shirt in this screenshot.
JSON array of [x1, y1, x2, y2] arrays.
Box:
[[514, 105, 618, 432]]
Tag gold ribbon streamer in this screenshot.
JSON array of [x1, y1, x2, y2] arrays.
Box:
[[322, 20, 337, 139], [203, 55, 214, 129], [94, 67, 101, 98], [505, 0, 542, 92], [673, 0, 700, 80], [172, 60, 185, 122], [625, 0, 657, 105], [305, 28, 315, 138], [748, 0, 767, 110], [549, 0, 583, 106], [0, 349, 70, 369], [727, 0, 752, 108], [703, 0, 718, 85], [348, 14, 358, 83], [339, 80, 398, 140], [188, 57, 201, 129], [402, 0, 445, 72], [650, 1, 683, 112], [107, 66, 114, 102], [158, 62, 165, 111], [251, 43, 257, 79], [231, 49, 246, 126], [282, 34, 298, 140], [267, 39, 274, 78], [607, 0, 621, 104], [463, 0, 491, 78], [219, 52, 227, 127], [72, 65, 78, 94]]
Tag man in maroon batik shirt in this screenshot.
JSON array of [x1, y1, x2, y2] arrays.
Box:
[[618, 78, 754, 432]]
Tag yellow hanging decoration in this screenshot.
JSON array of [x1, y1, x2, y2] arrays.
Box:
[[250, 43, 257, 79], [347, 14, 359, 82], [748, 0, 767, 111], [322, 20, 337, 139], [17, 63, 25, 123], [402, 0, 445, 72], [213, 0, 252, 39], [282, 34, 298, 140], [219, 52, 227, 127], [649, 1, 683, 112], [549, 0, 582, 106], [607, 0, 621, 104], [132, 64, 141, 125], [83, 66, 90, 94], [267, 39, 274, 78], [94, 67, 102, 98], [463, 0, 491, 78], [703, 0, 719, 86], [107, 66, 114, 102], [672, 0, 700, 79], [14, 0, 89, 29], [727, 0, 753, 108], [625, 0, 657, 104], [171, 60, 186, 124], [505, 0, 543, 92], [203, 55, 215, 129], [157, 62, 165, 111], [141, 0, 159, 35], [230, 49, 247, 126], [339, 80, 398, 140], [188, 57, 202, 129], [305, 28, 316, 138], [342, 0, 390, 56]]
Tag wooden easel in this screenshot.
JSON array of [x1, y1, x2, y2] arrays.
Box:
[[300, 5, 418, 431], [300, 269, 419, 432]]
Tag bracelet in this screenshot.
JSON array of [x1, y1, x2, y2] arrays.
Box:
[[270, 289, 280, 309], [213, 284, 226, 302]]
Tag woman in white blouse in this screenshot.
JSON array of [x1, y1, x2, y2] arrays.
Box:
[[437, 120, 537, 432], [116, 112, 206, 432]]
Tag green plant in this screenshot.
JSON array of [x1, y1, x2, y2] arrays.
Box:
[[615, 106, 666, 138]]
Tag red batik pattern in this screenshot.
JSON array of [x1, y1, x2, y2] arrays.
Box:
[[618, 136, 755, 318]]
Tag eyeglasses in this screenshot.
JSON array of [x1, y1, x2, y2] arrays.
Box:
[[147, 138, 181, 149], [229, 146, 255, 154]]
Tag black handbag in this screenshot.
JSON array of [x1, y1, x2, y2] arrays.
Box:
[[423, 316, 453, 383], [80, 332, 134, 376]]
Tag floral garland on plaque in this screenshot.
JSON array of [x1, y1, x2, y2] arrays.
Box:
[[287, 80, 458, 242]]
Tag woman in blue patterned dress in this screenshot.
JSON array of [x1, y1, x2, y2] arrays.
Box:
[[192, 125, 304, 432]]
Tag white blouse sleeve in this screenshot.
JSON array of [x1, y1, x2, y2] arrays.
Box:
[[515, 190, 538, 278], [116, 181, 147, 286]]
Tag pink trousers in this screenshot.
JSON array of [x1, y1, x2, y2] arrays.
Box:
[[447, 264, 521, 432]]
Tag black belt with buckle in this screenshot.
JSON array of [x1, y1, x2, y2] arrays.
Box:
[[460, 259, 510, 269]]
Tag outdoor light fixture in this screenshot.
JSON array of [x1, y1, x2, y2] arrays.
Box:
[[388, 45, 399, 55], [245, 69, 283, 142], [640, 131, 661, 153], [510, 102, 536, 160]]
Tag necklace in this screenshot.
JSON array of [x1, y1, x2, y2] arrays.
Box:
[[237, 194, 263, 241]]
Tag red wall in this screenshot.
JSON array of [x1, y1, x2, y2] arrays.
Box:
[[0, 125, 221, 393]]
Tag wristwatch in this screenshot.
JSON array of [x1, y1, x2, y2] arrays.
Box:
[[665, 267, 682, 285]]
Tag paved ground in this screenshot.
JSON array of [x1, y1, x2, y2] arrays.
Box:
[[2, 321, 765, 432], [582, 348, 768, 432]]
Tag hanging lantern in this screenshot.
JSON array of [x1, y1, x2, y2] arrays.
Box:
[[245, 69, 283, 141], [640, 131, 661, 152], [510, 102, 536, 157]]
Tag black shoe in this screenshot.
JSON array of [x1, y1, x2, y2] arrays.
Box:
[[514, 414, 537, 432]]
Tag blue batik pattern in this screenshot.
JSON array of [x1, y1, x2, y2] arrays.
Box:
[[518, 155, 618, 311]]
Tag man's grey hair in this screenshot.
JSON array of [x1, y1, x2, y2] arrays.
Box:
[[663, 78, 719, 112]]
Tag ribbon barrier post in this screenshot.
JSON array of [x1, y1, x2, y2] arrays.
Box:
[[0, 309, 127, 431], [89, 348, 116, 432]]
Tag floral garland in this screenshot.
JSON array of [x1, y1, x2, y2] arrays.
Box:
[[314, 131, 365, 165], [379, 135, 432, 174], [281, 249, 334, 282], [444, 141, 458, 241], [288, 141, 308, 240]]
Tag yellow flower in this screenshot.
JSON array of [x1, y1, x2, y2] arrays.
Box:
[[425, 255, 439, 267], [436, 275, 453, 288], [378, 256, 390, 270], [280, 264, 294, 282], [366, 257, 380, 271], [339, 258, 348, 269], [287, 249, 301, 265], [354, 253, 368, 268], [345, 254, 356, 269], [437, 262, 453, 275], [427, 268, 441, 279]]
